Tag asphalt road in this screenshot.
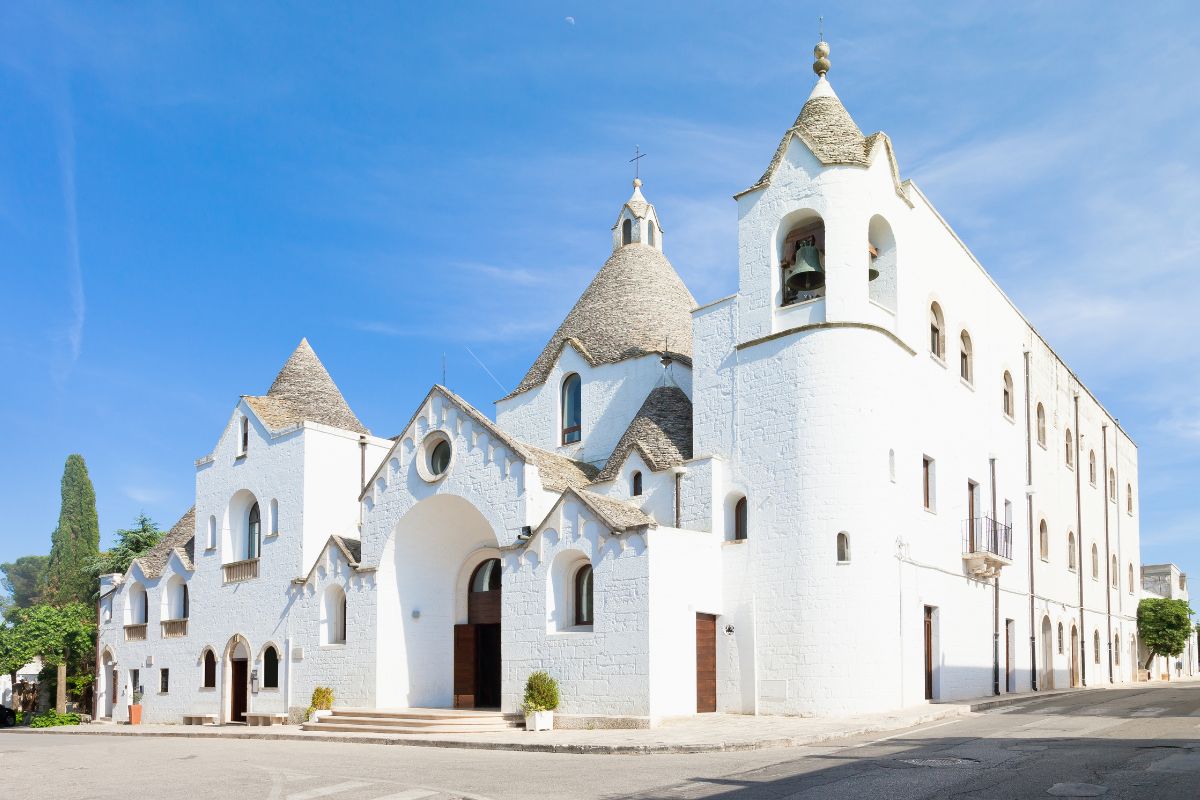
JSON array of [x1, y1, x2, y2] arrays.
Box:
[[2, 684, 1197, 800]]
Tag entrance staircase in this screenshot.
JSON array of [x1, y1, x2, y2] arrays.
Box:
[[301, 707, 523, 735]]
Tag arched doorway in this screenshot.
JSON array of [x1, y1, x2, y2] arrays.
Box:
[[1070, 626, 1080, 687], [455, 558, 501, 709], [1041, 616, 1054, 689], [100, 648, 116, 718], [222, 635, 251, 724]]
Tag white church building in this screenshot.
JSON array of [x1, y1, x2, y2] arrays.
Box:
[[96, 43, 1163, 727]]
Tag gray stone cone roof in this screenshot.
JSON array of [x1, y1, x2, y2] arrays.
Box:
[[507, 245, 696, 398], [247, 339, 369, 435], [331, 535, 362, 564], [572, 489, 655, 532], [597, 386, 693, 481], [133, 506, 195, 579]]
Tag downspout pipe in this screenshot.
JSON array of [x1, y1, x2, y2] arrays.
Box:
[[1024, 348, 1037, 691], [1074, 393, 1086, 687], [1102, 423, 1114, 682], [991, 457, 1000, 695]]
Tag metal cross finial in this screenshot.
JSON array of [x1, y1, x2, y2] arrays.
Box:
[[819, 15, 823, 41], [629, 145, 647, 180]]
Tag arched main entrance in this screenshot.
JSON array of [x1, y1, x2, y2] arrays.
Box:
[[1040, 616, 1054, 689], [455, 558, 501, 709]]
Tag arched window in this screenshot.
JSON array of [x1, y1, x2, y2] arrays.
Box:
[[1039, 520, 1049, 561], [269, 498, 279, 535], [622, 218, 632, 245], [322, 585, 347, 645], [262, 645, 279, 689], [1036, 404, 1047, 447], [1002, 371, 1014, 417], [734, 496, 748, 541], [472, 558, 501, 593], [248, 502, 261, 559], [1093, 630, 1100, 663], [181, 585, 189, 620], [631, 471, 642, 497], [1065, 429, 1073, 468], [1057, 623, 1064, 654], [1111, 555, 1119, 588], [1067, 532, 1077, 571], [959, 330, 973, 383], [561, 373, 582, 444], [647, 221, 656, 248], [836, 532, 850, 563], [574, 564, 594, 626], [1091, 544, 1099, 580], [929, 303, 945, 359], [1126, 484, 1133, 515], [202, 649, 217, 689], [240, 415, 249, 455], [1089, 451, 1096, 485], [1128, 563, 1134, 594], [128, 582, 148, 625], [867, 215, 897, 311], [1108, 468, 1116, 501]]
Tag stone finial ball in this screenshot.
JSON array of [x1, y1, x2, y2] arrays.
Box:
[[812, 56, 831, 75], [814, 41, 830, 58]]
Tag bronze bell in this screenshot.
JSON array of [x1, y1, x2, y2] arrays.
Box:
[[868, 243, 880, 281], [785, 241, 825, 293]]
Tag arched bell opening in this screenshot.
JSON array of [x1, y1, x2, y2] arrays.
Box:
[[867, 215, 897, 311], [778, 211, 827, 307]]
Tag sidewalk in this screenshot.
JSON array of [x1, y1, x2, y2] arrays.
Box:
[[5, 685, 1111, 755]]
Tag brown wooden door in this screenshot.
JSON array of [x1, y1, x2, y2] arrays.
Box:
[[231, 659, 248, 723], [696, 613, 717, 713], [453, 623, 477, 709], [923, 606, 934, 700]]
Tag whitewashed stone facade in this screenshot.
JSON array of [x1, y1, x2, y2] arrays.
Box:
[[96, 51, 1182, 727]]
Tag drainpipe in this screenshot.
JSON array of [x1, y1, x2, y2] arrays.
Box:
[[359, 434, 368, 526], [1024, 348, 1037, 690], [672, 466, 687, 528], [1102, 423, 1113, 681], [990, 457, 1000, 696], [1074, 393, 1086, 686]]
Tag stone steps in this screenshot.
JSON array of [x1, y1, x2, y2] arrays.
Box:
[[301, 707, 523, 735]]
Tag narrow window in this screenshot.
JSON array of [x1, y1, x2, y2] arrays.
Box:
[[263, 646, 279, 689], [323, 585, 347, 644], [1089, 451, 1096, 485], [888, 449, 896, 482], [929, 303, 945, 360], [182, 584, 189, 620], [1093, 631, 1100, 663], [102, 598, 112, 623], [1002, 371, 1014, 417], [160, 668, 169, 694], [1108, 468, 1116, 501], [1067, 532, 1077, 571], [340, 593, 347, 642], [1057, 623, 1064, 654], [647, 221, 656, 248], [1065, 429, 1074, 468], [247, 502, 261, 559], [1126, 484, 1133, 515], [131, 669, 140, 697], [1128, 563, 1134, 594], [240, 416, 249, 456], [574, 564, 594, 626], [836, 532, 850, 563], [631, 471, 643, 497], [1039, 520, 1049, 561], [959, 330, 973, 383], [269, 498, 279, 535], [1112, 555, 1118, 588], [734, 497, 748, 541], [622, 218, 632, 245], [207, 515, 217, 549], [922, 457, 935, 511], [1036, 404, 1047, 447], [561, 373, 582, 444], [1091, 544, 1099, 580], [1114, 635, 1121, 665], [203, 650, 216, 688]]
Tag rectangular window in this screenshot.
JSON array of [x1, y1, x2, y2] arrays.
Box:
[[922, 457, 936, 511], [131, 668, 140, 696], [160, 668, 169, 694]]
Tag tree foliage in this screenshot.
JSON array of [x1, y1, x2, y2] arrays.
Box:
[[0, 555, 50, 610], [1137, 597, 1194, 668], [0, 603, 94, 671], [90, 513, 162, 581], [44, 455, 100, 606]]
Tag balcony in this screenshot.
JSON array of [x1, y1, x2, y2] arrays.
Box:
[[161, 618, 188, 638], [124, 623, 147, 642], [962, 516, 1013, 578], [223, 558, 259, 584]]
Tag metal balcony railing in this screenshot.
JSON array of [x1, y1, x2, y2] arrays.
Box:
[[124, 623, 147, 642], [962, 515, 1013, 561], [223, 558, 259, 584]]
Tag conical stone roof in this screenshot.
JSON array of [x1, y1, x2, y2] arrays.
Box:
[[507, 244, 696, 399], [245, 339, 369, 435]]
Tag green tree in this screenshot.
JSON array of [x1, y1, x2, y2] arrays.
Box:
[[44, 455, 100, 606], [1, 603, 95, 713], [89, 513, 162, 585], [1137, 597, 1195, 670], [0, 554, 50, 610]]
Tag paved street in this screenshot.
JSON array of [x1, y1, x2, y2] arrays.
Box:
[[3, 684, 1198, 799]]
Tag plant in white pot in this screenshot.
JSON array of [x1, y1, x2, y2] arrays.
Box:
[[522, 671, 559, 732]]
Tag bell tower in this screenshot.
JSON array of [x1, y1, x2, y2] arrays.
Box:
[[611, 179, 664, 252]]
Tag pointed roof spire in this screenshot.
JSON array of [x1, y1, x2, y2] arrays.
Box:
[[620, 178, 652, 222], [245, 338, 369, 435]]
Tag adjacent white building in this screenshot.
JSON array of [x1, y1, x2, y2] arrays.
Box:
[[96, 43, 1180, 727]]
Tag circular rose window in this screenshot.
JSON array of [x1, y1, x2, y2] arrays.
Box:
[[417, 432, 454, 483], [430, 439, 451, 476]]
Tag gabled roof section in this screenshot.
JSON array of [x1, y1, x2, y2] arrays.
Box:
[[294, 535, 362, 585], [532, 487, 656, 535], [363, 384, 598, 499], [505, 244, 696, 399], [736, 76, 909, 204], [245, 338, 369, 435], [132, 506, 195, 580], [596, 386, 693, 482]]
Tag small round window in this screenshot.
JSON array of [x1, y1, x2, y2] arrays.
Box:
[[430, 440, 451, 476]]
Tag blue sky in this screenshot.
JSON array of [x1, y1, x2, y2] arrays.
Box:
[[1, 3, 1197, 587]]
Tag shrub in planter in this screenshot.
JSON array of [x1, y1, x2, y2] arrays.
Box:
[[128, 689, 143, 725], [522, 671, 559, 732], [306, 686, 334, 721], [30, 710, 81, 728]]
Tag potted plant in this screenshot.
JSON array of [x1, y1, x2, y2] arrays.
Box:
[[522, 671, 559, 732], [128, 688, 143, 726], [306, 686, 334, 722]]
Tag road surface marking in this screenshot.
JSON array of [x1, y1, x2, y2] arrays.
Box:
[[369, 791, 439, 800], [840, 719, 962, 750], [1131, 707, 1168, 717], [286, 781, 372, 800]]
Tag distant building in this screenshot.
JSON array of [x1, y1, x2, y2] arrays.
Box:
[[1140, 563, 1197, 679]]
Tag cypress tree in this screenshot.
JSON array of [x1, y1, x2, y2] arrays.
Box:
[[44, 454, 100, 606]]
